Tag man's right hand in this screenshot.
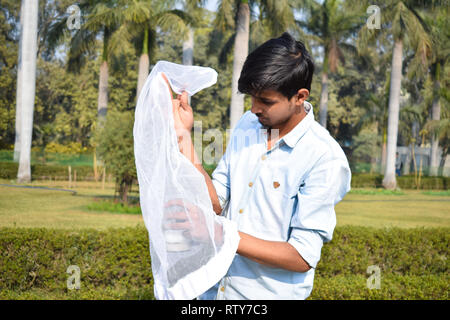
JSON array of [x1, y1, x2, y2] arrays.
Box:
[[161, 73, 194, 136]]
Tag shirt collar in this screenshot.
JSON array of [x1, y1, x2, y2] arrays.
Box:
[[281, 101, 314, 149]]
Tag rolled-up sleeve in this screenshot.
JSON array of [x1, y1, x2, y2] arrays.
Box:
[[211, 143, 232, 211], [288, 156, 351, 269]]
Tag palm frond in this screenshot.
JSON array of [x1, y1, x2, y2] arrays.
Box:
[[214, 0, 236, 31], [219, 33, 236, 66], [156, 9, 191, 39]]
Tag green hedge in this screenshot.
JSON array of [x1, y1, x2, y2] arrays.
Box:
[[310, 274, 449, 300], [351, 173, 449, 190], [0, 227, 154, 299], [0, 226, 448, 299], [0, 162, 94, 180]]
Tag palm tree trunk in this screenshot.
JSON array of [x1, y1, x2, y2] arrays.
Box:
[[229, 1, 250, 130], [97, 30, 110, 124], [137, 29, 150, 99], [430, 64, 441, 176], [137, 54, 149, 99], [430, 96, 441, 176], [370, 120, 378, 173], [382, 39, 403, 189], [182, 27, 194, 105], [13, 1, 25, 162], [97, 60, 108, 121], [17, 0, 38, 183], [319, 72, 329, 127], [182, 28, 194, 66], [381, 128, 387, 173]]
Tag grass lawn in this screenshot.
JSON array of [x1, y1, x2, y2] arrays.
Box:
[[0, 179, 144, 230], [0, 179, 448, 229], [336, 188, 450, 228]]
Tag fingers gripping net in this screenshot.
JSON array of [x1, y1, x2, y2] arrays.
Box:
[[133, 61, 240, 300]]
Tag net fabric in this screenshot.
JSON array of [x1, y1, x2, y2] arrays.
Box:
[[133, 61, 240, 300]]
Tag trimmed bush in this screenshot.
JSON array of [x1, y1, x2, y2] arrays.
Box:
[[351, 173, 449, 190], [317, 226, 449, 277], [310, 274, 449, 300], [0, 227, 154, 299], [0, 162, 94, 180], [0, 226, 448, 299], [86, 201, 141, 214]]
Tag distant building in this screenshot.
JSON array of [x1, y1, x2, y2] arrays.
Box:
[[396, 146, 449, 177]]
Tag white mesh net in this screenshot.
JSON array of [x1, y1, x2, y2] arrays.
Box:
[[133, 61, 240, 300]]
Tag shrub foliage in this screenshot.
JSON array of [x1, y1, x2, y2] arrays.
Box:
[[0, 226, 448, 299]]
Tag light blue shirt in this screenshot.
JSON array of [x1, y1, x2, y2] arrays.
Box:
[[199, 102, 351, 300]]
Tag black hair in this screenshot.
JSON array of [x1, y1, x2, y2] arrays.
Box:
[[238, 32, 314, 99]]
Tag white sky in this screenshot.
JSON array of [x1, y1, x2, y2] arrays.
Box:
[[205, 0, 219, 12]]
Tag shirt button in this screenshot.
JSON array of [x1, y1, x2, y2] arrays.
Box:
[[239, 209, 244, 214], [220, 286, 225, 292], [248, 182, 253, 187]]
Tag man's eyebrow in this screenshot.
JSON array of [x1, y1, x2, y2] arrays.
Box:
[[254, 96, 277, 103]]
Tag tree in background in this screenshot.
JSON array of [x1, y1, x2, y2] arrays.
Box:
[[13, 0, 74, 161], [1, 0, 449, 183], [228, 0, 250, 129], [358, 0, 432, 189], [422, 8, 449, 176], [0, 1, 20, 151], [16, 0, 39, 183], [47, 0, 122, 126], [216, 0, 298, 129], [104, 0, 193, 99], [298, 0, 363, 128], [95, 111, 136, 204], [13, 1, 23, 162], [181, 0, 207, 66], [47, 0, 118, 181]]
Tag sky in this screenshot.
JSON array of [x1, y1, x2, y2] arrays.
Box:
[[205, 0, 219, 12]]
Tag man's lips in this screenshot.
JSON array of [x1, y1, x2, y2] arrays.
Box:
[[257, 116, 267, 122]]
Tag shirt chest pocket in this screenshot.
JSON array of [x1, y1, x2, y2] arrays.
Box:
[[269, 168, 302, 200]]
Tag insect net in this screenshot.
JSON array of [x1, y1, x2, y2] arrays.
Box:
[[133, 61, 240, 300]]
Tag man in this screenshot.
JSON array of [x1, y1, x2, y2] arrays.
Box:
[[170, 32, 351, 299], [395, 152, 403, 176]]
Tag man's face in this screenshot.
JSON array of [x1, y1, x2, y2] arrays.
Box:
[[250, 90, 298, 128]]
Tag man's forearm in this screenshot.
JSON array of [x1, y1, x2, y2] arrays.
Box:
[[177, 132, 309, 272], [177, 130, 222, 215], [237, 231, 311, 273]]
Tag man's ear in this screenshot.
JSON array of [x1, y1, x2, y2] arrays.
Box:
[[294, 88, 310, 106]]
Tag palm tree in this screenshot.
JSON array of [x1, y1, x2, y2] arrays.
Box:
[[13, 1, 24, 162], [16, 0, 39, 183], [229, 1, 250, 129], [214, 0, 251, 129], [46, 0, 118, 181], [358, 0, 432, 189], [105, 0, 193, 98], [183, 27, 195, 66], [81, 2, 121, 123], [423, 9, 449, 176], [47, 0, 117, 124], [298, 0, 363, 128], [215, 0, 298, 129], [182, 0, 206, 66], [14, 0, 74, 161]]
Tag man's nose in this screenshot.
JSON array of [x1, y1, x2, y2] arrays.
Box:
[[251, 102, 263, 115]]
